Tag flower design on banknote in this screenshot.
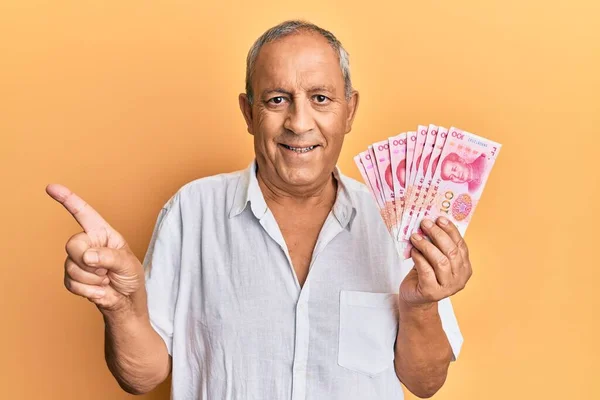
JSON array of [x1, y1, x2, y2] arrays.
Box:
[[451, 193, 473, 221], [440, 153, 487, 193]]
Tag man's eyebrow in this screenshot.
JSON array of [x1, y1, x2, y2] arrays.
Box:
[[261, 85, 337, 98], [307, 85, 336, 93], [261, 88, 293, 98]]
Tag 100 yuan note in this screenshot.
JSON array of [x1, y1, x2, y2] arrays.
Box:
[[404, 131, 418, 189], [405, 125, 446, 237], [400, 125, 432, 239], [353, 155, 380, 208], [400, 131, 418, 234], [388, 133, 408, 233], [358, 150, 385, 210], [412, 130, 502, 238], [373, 139, 399, 235], [403, 124, 439, 238], [412, 126, 461, 231], [361, 149, 395, 234]]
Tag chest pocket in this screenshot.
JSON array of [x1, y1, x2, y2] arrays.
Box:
[[337, 290, 399, 377]]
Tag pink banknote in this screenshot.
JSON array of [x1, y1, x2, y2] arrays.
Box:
[[400, 125, 433, 239], [404, 125, 444, 237], [373, 139, 398, 234], [425, 126, 449, 181], [412, 129, 502, 238], [368, 145, 396, 231], [353, 154, 379, 206], [407, 125, 428, 188], [410, 126, 460, 232], [401, 131, 418, 232], [354, 125, 502, 261], [358, 150, 385, 209], [404, 131, 418, 186], [388, 133, 408, 232]]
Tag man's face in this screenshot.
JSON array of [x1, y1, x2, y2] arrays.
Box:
[[240, 32, 359, 190]]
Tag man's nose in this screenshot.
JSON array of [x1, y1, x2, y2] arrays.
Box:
[[284, 98, 315, 135]]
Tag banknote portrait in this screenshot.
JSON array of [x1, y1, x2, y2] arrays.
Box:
[[440, 152, 487, 193]]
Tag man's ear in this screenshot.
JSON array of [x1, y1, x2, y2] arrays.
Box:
[[344, 90, 360, 134], [239, 93, 254, 135]]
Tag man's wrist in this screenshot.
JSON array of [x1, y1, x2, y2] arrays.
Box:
[[398, 300, 439, 324], [100, 290, 149, 326]]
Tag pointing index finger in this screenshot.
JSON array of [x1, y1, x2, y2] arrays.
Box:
[[46, 184, 110, 234]]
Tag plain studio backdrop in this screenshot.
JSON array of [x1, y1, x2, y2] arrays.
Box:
[[1, 1, 598, 399]]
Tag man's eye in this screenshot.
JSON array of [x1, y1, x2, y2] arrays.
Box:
[[269, 97, 285, 104], [314, 95, 330, 103]]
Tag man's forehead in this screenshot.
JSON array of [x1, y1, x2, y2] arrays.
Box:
[[260, 31, 334, 56], [252, 32, 344, 92]]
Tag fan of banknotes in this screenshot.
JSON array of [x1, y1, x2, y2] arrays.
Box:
[[354, 124, 502, 259]]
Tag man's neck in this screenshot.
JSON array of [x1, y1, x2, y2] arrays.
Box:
[[256, 169, 338, 213]]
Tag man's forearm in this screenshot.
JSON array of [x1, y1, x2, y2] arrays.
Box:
[[102, 290, 171, 395], [394, 301, 453, 398]]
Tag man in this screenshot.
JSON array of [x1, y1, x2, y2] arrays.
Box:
[[46, 20, 471, 399]]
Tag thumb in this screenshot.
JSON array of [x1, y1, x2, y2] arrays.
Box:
[[82, 246, 137, 274]]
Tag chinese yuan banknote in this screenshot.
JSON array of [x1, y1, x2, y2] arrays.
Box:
[[354, 125, 501, 260], [388, 133, 408, 232], [400, 125, 434, 240], [401, 131, 418, 230], [412, 130, 501, 238], [373, 139, 399, 235], [404, 125, 444, 238], [405, 131, 418, 186], [357, 150, 384, 209], [354, 150, 393, 232]]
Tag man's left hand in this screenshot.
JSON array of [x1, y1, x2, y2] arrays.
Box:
[[399, 217, 473, 309]]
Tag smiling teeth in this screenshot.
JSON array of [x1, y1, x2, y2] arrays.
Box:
[[285, 145, 315, 153]]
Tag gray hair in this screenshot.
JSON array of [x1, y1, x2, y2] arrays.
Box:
[[245, 20, 353, 105]]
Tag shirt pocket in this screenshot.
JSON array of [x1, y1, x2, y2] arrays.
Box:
[[337, 290, 399, 377]]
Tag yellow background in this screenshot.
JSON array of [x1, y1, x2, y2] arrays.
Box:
[[2, 1, 599, 399]]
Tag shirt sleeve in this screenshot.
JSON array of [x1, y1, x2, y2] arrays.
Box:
[[142, 193, 182, 356], [399, 257, 464, 362]]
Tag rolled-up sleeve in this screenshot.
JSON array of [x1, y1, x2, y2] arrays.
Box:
[[142, 194, 182, 356]]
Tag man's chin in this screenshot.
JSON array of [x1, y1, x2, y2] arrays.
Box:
[[277, 165, 326, 188]]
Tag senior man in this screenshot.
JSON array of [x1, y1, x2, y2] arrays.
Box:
[[47, 20, 469, 399]]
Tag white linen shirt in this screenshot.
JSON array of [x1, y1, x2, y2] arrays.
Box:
[[143, 160, 464, 400]]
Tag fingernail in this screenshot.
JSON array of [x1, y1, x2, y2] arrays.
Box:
[[102, 277, 110, 285], [438, 217, 449, 225], [422, 219, 434, 229], [84, 250, 99, 265], [411, 233, 423, 241], [95, 268, 107, 276], [94, 289, 106, 298]]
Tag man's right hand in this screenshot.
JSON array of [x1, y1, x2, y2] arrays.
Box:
[[46, 184, 145, 313]]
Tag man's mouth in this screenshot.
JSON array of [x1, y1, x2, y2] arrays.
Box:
[[279, 144, 318, 154]]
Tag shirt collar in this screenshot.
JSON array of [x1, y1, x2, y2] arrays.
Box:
[[229, 160, 356, 229], [229, 160, 269, 220]]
